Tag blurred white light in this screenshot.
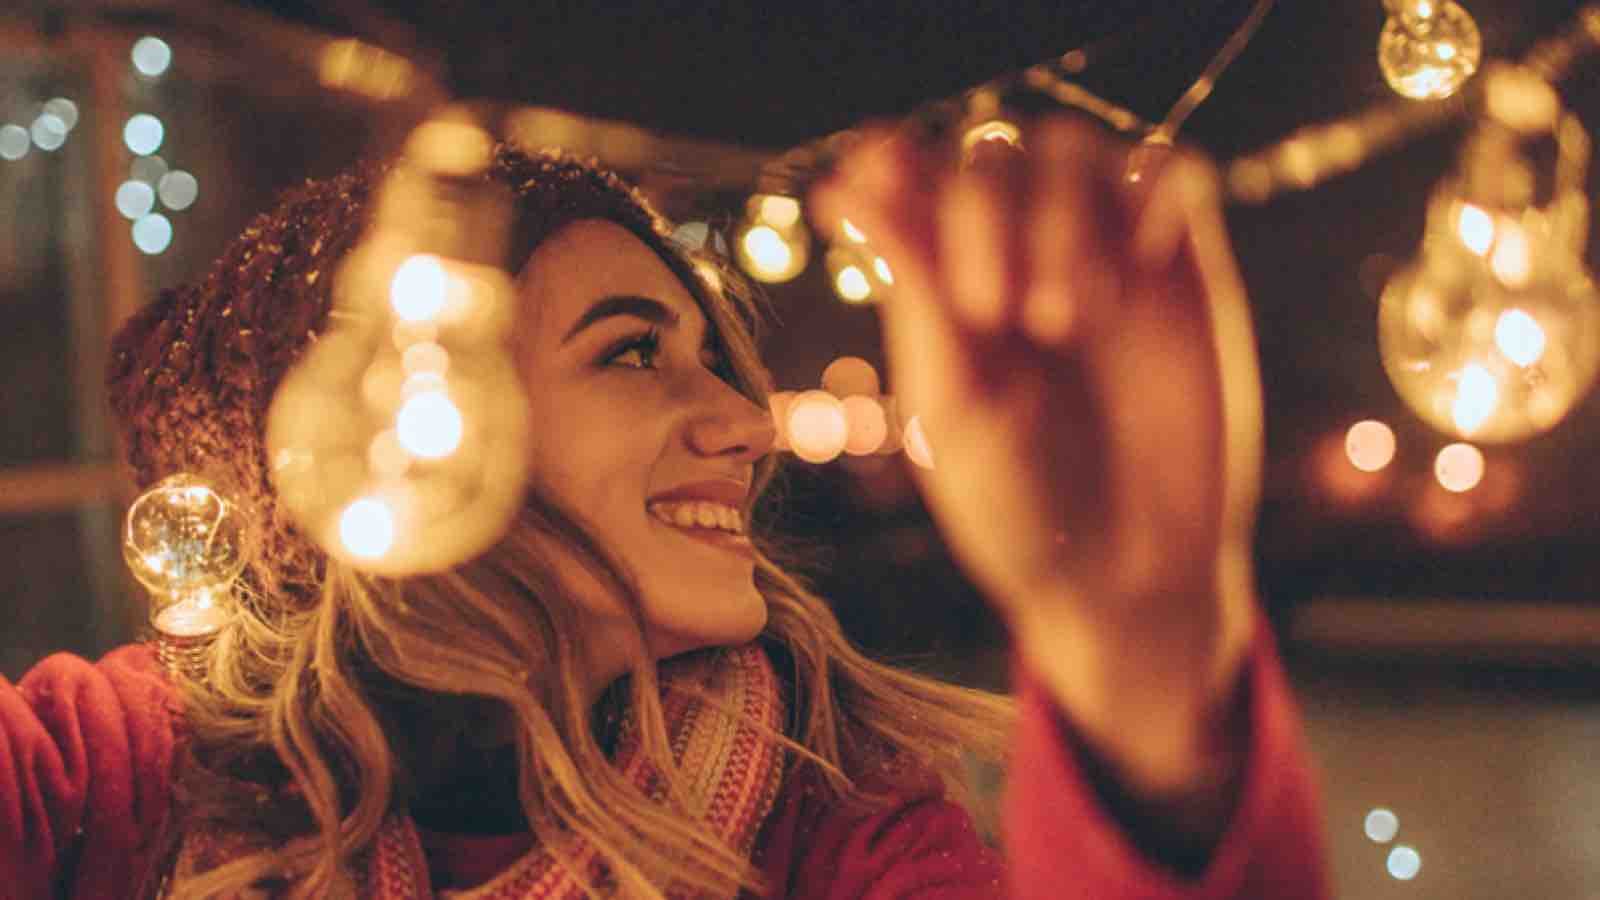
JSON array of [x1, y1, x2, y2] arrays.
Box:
[[841, 218, 867, 243], [835, 265, 872, 303], [755, 195, 801, 229], [787, 390, 849, 464], [672, 220, 709, 250], [873, 256, 894, 285], [42, 98, 78, 131], [0, 124, 28, 160], [1455, 203, 1493, 256], [116, 180, 156, 219], [131, 154, 168, 184], [1364, 808, 1399, 843], [1345, 420, 1397, 473], [1435, 442, 1485, 493], [396, 390, 464, 459], [1386, 845, 1421, 881], [904, 415, 935, 470], [390, 255, 449, 322], [132, 213, 173, 254], [1494, 308, 1546, 367], [30, 113, 67, 151], [1451, 363, 1498, 435], [158, 170, 199, 210], [132, 36, 173, 77], [124, 114, 164, 156], [339, 497, 395, 559], [742, 226, 794, 278]]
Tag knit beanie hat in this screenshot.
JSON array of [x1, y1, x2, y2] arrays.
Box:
[[107, 145, 696, 609]]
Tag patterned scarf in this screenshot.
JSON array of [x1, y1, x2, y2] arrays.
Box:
[[173, 641, 789, 899]]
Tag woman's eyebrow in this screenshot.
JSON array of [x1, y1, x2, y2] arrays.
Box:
[[560, 295, 680, 345]]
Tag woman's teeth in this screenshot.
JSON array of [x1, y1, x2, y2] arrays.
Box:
[[647, 500, 744, 535]]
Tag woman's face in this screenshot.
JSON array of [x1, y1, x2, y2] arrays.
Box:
[[515, 219, 776, 685]]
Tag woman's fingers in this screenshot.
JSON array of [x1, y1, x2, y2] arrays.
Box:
[[1023, 118, 1118, 346], [941, 136, 1028, 335]]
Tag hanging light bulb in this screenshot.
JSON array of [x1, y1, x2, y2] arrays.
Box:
[[123, 474, 248, 675], [266, 110, 530, 575], [1378, 0, 1482, 100], [1380, 65, 1600, 443]]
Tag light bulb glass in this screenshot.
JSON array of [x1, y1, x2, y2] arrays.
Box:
[[1380, 194, 1600, 442], [1379, 0, 1481, 100], [123, 474, 248, 596]]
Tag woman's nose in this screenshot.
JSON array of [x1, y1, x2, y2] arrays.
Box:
[[685, 391, 777, 461]]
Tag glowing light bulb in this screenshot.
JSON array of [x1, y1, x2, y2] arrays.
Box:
[[340, 497, 396, 559], [395, 390, 464, 459], [123, 474, 248, 596], [737, 225, 806, 283], [1494, 309, 1546, 366], [1434, 442, 1484, 492], [1345, 420, 1397, 472], [961, 119, 1023, 156], [825, 244, 883, 305], [872, 256, 894, 285], [1379, 0, 1481, 100], [787, 390, 849, 464], [1380, 189, 1600, 443], [841, 218, 867, 243], [391, 254, 449, 322]]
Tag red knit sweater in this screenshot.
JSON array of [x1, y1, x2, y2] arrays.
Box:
[[0, 622, 1326, 898]]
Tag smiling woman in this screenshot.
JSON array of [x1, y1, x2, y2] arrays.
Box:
[[0, 137, 1326, 900]]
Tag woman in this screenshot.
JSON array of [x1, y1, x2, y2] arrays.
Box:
[[0, 118, 1325, 898]]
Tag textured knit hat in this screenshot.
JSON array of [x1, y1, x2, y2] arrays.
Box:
[[107, 146, 698, 609]]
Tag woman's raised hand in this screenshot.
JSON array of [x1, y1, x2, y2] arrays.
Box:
[[810, 117, 1264, 795]]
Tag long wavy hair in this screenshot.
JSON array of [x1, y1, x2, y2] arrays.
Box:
[[110, 146, 1018, 899]]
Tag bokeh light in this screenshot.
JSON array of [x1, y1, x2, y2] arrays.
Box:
[[116, 180, 156, 220], [1378, 0, 1480, 100], [904, 415, 935, 470], [755, 194, 802, 230], [30, 113, 67, 151], [42, 98, 78, 131], [835, 265, 872, 303], [1345, 420, 1397, 473], [339, 497, 396, 559], [873, 256, 894, 285], [842, 395, 889, 456], [821, 356, 881, 397], [1386, 845, 1422, 881], [0, 124, 28, 160], [132, 213, 173, 254], [1364, 808, 1400, 843], [402, 341, 451, 376], [767, 391, 795, 452], [1455, 203, 1493, 255], [158, 170, 199, 210], [123, 114, 165, 155], [841, 218, 867, 243], [396, 390, 464, 459], [739, 225, 803, 283], [131, 154, 168, 184], [132, 36, 173, 77], [391, 254, 449, 322], [787, 390, 849, 464], [1435, 442, 1485, 493]]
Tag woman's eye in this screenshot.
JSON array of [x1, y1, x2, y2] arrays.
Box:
[[605, 331, 661, 370]]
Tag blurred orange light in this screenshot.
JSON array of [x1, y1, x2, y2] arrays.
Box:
[[1434, 442, 1484, 493], [1345, 420, 1397, 473]]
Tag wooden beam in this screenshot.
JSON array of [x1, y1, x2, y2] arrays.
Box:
[[0, 463, 127, 515]]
